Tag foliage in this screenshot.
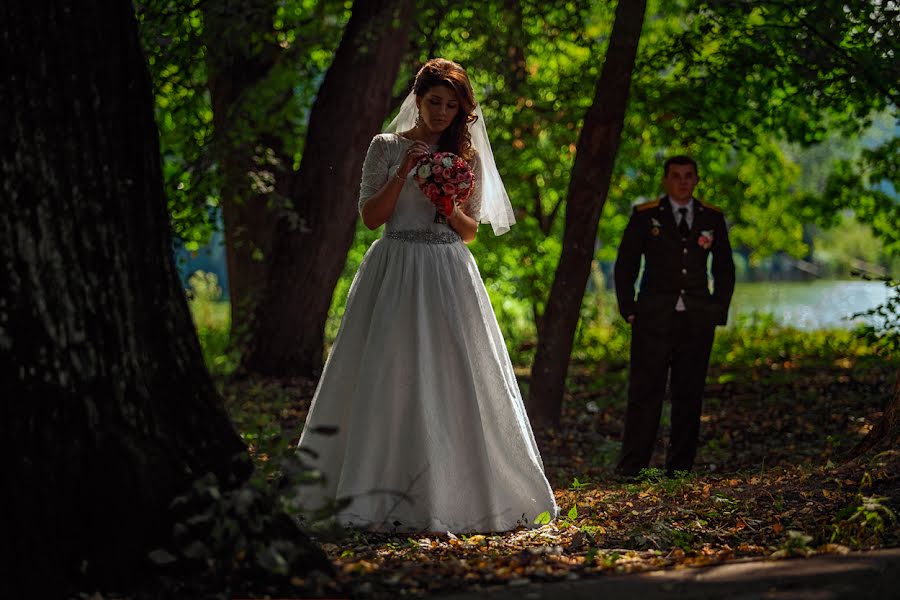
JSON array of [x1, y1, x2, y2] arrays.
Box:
[[815, 215, 900, 278], [609, 0, 898, 265], [831, 471, 897, 547], [145, 0, 899, 352], [339, 1, 896, 346], [823, 136, 900, 255], [772, 530, 815, 558], [135, 0, 350, 249], [144, 466, 339, 599], [850, 277, 900, 357], [711, 312, 881, 367], [831, 489, 898, 548], [661, 1, 898, 144], [135, 0, 219, 249]]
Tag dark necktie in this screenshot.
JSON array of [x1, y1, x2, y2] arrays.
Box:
[[678, 207, 690, 239]]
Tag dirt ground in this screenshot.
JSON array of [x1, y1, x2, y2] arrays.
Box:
[[436, 548, 900, 600]]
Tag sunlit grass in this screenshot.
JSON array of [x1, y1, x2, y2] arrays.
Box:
[[186, 271, 237, 376]]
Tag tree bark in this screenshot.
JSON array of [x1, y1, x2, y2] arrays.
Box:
[[849, 361, 900, 458], [526, 0, 647, 429], [204, 0, 289, 344], [0, 2, 250, 593], [244, 0, 415, 377]]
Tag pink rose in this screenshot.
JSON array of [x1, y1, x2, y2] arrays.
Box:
[[411, 151, 474, 216]]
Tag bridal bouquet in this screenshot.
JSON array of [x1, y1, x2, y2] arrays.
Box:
[[413, 152, 475, 223]]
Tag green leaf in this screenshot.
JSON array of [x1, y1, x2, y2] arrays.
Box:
[[748, 7, 765, 26], [568, 504, 578, 520], [534, 510, 552, 525]]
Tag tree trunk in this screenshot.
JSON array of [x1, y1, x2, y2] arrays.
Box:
[[504, 0, 529, 93], [0, 2, 249, 593], [244, 0, 415, 377], [526, 0, 647, 429], [204, 0, 288, 343], [849, 361, 900, 458]]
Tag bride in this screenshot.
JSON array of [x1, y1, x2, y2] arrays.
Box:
[[296, 58, 557, 533]]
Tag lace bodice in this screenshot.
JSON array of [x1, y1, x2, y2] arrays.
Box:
[[358, 133, 483, 233]]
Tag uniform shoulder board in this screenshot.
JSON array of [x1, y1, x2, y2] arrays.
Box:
[[698, 199, 723, 213], [634, 199, 660, 212]]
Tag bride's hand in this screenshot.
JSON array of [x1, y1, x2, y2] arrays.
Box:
[[433, 197, 454, 217], [446, 201, 463, 219], [399, 141, 430, 177]]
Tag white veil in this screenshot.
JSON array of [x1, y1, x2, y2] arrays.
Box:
[[385, 92, 516, 235]]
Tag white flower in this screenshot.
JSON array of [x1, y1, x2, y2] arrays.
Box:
[[417, 164, 432, 178], [441, 156, 453, 167]]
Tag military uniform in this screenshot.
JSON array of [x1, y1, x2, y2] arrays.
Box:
[[613, 196, 735, 476]]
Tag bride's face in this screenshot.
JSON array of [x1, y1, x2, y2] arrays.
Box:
[[417, 85, 460, 134]]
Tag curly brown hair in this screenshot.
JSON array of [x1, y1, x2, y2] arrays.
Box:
[[413, 58, 478, 162]]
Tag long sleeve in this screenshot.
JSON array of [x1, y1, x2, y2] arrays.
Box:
[[614, 209, 644, 319], [358, 135, 389, 213], [462, 152, 482, 221], [710, 213, 735, 322]]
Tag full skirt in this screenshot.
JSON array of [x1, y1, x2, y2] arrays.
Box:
[[296, 236, 557, 532]]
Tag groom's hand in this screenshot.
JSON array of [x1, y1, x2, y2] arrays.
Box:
[[627, 314, 635, 325]]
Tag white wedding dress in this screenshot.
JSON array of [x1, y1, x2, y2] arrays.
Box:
[[296, 133, 557, 533]]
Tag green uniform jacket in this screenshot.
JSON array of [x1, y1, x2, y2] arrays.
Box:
[[614, 196, 736, 327]]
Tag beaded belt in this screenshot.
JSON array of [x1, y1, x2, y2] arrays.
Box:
[[386, 229, 460, 244]]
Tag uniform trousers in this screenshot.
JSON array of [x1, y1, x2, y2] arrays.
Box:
[[616, 309, 715, 476]]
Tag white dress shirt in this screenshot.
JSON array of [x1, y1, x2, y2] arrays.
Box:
[[670, 196, 694, 229]]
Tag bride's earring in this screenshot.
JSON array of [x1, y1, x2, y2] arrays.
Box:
[[415, 111, 423, 129]]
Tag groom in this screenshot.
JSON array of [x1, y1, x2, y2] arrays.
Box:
[[613, 155, 735, 477]]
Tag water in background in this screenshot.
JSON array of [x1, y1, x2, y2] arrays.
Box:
[[175, 231, 229, 296], [729, 280, 891, 330]]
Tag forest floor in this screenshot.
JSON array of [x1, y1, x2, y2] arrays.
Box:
[[219, 328, 898, 599]]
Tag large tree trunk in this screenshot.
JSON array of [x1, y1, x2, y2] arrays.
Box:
[[204, 0, 288, 343], [849, 361, 900, 458], [244, 0, 415, 377], [526, 0, 647, 429], [1, 2, 251, 594]]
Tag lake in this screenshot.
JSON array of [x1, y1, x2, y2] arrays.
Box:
[[729, 280, 893, 330]]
